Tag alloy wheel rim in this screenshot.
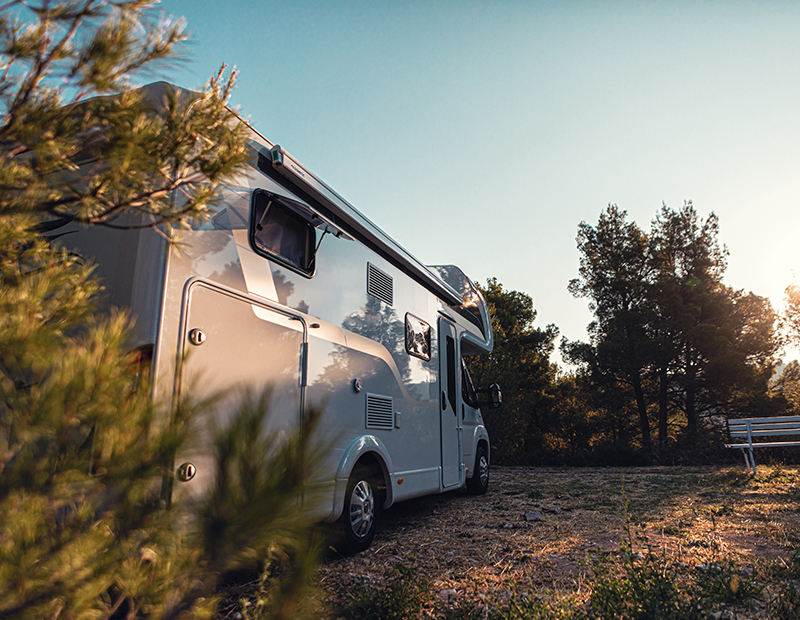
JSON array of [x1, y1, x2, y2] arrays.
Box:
[[349, 480, 374, 538], [478, 455, 489, 486]]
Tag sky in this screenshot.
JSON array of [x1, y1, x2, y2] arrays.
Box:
[[158, 0, 800, 366]]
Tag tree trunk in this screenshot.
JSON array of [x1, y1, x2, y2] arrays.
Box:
[[631, 373, 652, 450], [659, 367, 669, 448], [686, 381, 697, 438], [685, 350, 698, 439]]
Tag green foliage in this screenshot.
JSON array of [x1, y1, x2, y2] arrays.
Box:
[[785, 284, 800, 348], [488, 597, 582, 620], [772, 361, 800, 414], [467, 278, 559, 465], [0, 312, 323, 618], [0, 1, 320, 618], [565, 203, 780, 458], [0, 0, 249, 238], [332, 556, 430, 620], [584, 550, 705, 620]]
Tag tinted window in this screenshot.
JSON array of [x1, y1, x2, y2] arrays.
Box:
[[446, 335, 457, 411], [251, 190, 315, 275], [461, 360, 478, 408]]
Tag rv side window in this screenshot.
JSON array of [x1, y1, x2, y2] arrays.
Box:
[[250, 190, 315, 275], [462, 360, 479, 408], [405, 313, 431, 361], [446, 336, 457, 410]]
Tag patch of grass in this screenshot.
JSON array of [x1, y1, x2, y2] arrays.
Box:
[[754, 466, 800, 486], [331, 556, 429, 620], [488, 523, 758, 619], [581, 494, 622, 511], [766, 582, 800, 620], [489, 596, 583, 620], [584, 556, 707, 620], [710, 501, 735, 517], [661, 524, 687, 537], [694, 561, 761, 607], [436, 598, 486, 620]]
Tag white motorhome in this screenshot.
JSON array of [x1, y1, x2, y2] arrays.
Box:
[[56, 83, 501, 553]]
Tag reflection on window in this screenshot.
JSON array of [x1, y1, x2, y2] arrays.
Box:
[[251, 190, 315, 275], [405, 313, 431, 361]]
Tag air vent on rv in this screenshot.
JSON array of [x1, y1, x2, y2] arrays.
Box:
[[367, 262, 393, 306], [366, 394, 394, 430]]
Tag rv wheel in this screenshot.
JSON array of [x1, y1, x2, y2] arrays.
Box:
[[467, 446, 489, 495], [339, 465, 380, 554]]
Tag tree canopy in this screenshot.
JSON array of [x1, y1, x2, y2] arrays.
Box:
[[564, 203, 780, 457], [467, 278, 559, 464]]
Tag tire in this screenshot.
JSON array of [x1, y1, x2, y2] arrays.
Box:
[[337, 465, 380, 554], [467, 445, 489, 495]]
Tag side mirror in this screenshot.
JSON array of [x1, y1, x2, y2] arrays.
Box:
[[477, 383, 502, 409], [488, 383, 502, 409]]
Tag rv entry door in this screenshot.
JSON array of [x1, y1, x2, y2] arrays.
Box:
[[438, 317, 463, 489], [174, 281, 306, 499]]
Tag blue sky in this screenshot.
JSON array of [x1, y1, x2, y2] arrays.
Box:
[[160, 0, 800, 365]]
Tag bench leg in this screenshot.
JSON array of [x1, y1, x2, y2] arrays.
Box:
[[749, 449, 756, 476], [741, 449, 754, 475]]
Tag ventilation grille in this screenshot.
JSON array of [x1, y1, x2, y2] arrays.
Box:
[[367, 263, 393, 306], [366, 394, 393, 430]]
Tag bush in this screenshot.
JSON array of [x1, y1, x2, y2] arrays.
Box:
[[0, 2, 321, 617]]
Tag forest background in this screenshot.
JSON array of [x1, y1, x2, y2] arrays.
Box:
[[468, 202, 800, 467]]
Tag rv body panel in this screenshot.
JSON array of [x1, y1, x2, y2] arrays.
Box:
[[174, 280, 307, 500], [56, 83, 496, 539]]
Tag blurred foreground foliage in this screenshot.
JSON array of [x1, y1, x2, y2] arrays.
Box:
[[0, 1, 320, 618]]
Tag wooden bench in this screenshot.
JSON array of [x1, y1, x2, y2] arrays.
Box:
[[725, 416, 800, 475]]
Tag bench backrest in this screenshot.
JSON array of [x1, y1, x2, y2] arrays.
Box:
[[728, 416, 800, 438]]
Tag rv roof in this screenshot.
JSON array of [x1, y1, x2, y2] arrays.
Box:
[[135, 82, 464, 308], [262, 144, 463, 307]]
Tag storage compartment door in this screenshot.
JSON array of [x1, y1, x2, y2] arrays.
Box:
[[174, 282, 305, 499]]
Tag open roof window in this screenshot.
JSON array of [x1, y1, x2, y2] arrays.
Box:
[[250, 190, 316, 276]]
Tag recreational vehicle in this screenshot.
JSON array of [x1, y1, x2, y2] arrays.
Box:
[[56, 83, 501, 553]]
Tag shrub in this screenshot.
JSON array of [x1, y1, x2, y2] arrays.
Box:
[[0, 2, 320, 617]]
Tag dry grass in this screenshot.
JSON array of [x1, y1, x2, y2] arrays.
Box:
[[315, 464, 800, 617]]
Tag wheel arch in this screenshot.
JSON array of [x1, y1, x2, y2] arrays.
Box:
[[331, 435, 393, 521], [471, 426, 490, 475], [477, 436, 490, 466]]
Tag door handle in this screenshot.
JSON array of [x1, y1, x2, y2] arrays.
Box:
[[441, 391, 447, 411]]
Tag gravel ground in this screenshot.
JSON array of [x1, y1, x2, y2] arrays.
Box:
[[216, 464, 800, 618], [316, 465, 800, 616]]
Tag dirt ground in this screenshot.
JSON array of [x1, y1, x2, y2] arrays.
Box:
[[314, 465, 800, 615]]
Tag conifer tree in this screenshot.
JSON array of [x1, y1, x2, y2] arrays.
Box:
[[0, 2, 320, 618], [785, 283, 800, 346], [567, 203, 779, 456], [466, 278, 559, 464]]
